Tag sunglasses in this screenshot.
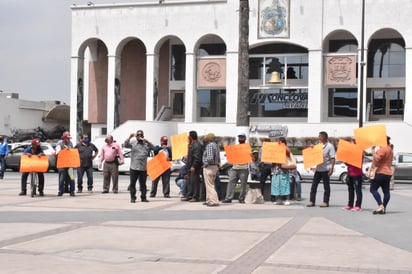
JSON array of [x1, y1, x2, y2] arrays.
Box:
[[136, 134, 144, 137]]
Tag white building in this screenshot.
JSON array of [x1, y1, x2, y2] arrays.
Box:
[[70, 0, 411, 152], [0, 92, 69, 140]]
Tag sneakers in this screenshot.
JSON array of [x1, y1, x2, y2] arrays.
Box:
[[306, 202, 315, 207], [343, 205, 352, 210], [352, 206, 361, 212], [283, 200, 291, 206]]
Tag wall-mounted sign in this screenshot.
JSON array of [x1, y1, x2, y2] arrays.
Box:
[[197, 58, 226, 89], [258, 0, 290, 38], [325, 55, 356, 85]]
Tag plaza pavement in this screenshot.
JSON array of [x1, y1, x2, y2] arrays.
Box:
[[1, 171, 412, 274]]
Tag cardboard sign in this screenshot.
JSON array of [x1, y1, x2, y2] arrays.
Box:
[[20, 154, 49, 173], [261, 141, 287, 164], [170, 132, 188, 160], [354, 124, 387, 150], [336, 139, 363, 168], [147, 152, 172, 181], [302, 144, 324, 169], [224, 143, 252, 164], [56, 148, 81, 168]]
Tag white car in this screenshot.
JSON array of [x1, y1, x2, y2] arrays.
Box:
[[97, 148, 184, 175], [296, 155, 372, 184]]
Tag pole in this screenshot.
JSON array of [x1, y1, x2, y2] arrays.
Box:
[[359, 0, 365, 128]]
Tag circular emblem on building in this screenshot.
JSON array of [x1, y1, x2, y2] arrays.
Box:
[[202, 62, 222, 82]]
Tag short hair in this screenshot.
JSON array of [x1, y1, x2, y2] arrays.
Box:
[[189, 131, 198, 140], [319, 131, 328, 139], [278, 137, 287, 144]]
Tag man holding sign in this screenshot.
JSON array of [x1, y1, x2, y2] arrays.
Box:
[[19, 139, 45, 196], [307, 131, 336, 208], [222, 133, 250, 204]]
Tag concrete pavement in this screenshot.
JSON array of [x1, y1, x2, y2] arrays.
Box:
[[1, 171, 412, 273]]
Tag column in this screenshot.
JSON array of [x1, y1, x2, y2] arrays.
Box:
[[185, 52, 196, 122], [225, 51, 238, 123], [404, 47, 412, 124], [106, 54, 118, 133], [146, 53, 155, 121], [70, 56, 82, 140], [307, 49, 323, 123]]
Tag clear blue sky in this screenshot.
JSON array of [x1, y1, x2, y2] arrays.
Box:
[[0, 0, 147, 104]]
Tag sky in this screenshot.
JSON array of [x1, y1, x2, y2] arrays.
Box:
[[0, 0, 144, 104]]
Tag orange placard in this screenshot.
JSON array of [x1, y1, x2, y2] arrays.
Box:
[[20, 154, 49, 173], [170, 132, 188, 160], [336, 139, 363, 168], [224, 143, 252, 165], [147, 152, 172, 181], [354, 124, 387, 150], [302, 144, 324, 169], [56, 148, 80, 168], [261, 142, 286, 164]]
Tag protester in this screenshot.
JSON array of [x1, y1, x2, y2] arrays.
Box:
[[99, 135, 124, 194], [181, 131, 203, 202], [370, 136, 393, 215], [343, 138, 363, 212], [271, 137, 296, 205], [202, 133, 220, 207], [124, 130, 153, 203], [0, 135, 8, 180], [19, 139, 45, 196], [75, 134, 98, 193], [307, 131, 336, 208], [150, 136, 172, 198], [222, 133, 250, 204], [56, 134, 76, 196]]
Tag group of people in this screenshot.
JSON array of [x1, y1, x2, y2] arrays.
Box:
[[12, 129, 395, 214]]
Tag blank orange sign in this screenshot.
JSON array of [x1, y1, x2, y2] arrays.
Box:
[[56, 149, 81, 168], [147, 152, 172, 181], [354, 124, 387, 150], [302, 144, 323, 169], [20, 154, 49, 173], [336, 139, 363, 168], [261, 142, 286, 164], [224, 143, 252, 165], [170, 133, 188, 160]]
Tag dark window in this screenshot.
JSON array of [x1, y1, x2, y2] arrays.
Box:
[[198, 89, 226, 117], [198, 44, 226, 56], [171, 45, 186, 80], [328, 88, 358, 117], [367, 39, 405, 78], [248, 89, 308, 117], [329, 40, 358, 53]]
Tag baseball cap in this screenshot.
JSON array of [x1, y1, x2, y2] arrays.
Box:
[[31, 139, 40, 146], [238, 133, 247, 138], [61, 134, 72, 140]]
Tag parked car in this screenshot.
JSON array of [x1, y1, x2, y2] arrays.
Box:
[[5, 143, 57, 172], [96, 148, 185, 175], [394, 152, 412, 181]]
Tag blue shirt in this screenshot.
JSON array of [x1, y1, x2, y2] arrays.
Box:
[[23, 146, 44, 155], [0, 141, 8, 156]]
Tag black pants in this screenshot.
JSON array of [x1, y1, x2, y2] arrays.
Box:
[[186, 168, 202, 200], [130, 169, 148, 201], [150, 169, 171, 197], [260, 165, 272, 195], [21, 172, 45, 192]]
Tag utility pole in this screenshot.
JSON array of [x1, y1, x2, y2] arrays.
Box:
[[237, 0, 250, 127], [358, 0, 365, 128]]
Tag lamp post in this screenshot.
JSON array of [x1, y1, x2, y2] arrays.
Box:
[[358, 0, 365, 128]]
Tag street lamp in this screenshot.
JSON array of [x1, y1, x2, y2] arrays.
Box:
[[359, 0, 365, 128]]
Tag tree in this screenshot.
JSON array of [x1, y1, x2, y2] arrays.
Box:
[[237, 0, 250, 127]]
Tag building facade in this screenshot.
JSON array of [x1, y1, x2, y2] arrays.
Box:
[[70, 0, 412, 151]]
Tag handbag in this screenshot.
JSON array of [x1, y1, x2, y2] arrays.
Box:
[[281, 153, 297, 170], [366, 166, 377, 180], [114, 155, 121, 166]]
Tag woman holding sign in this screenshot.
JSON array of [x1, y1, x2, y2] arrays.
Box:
[[369, 136, 393, 215], [19, 139, 45, 196]]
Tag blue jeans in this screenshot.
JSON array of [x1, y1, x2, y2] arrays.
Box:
[[309, 171, 331, 204], [58, 168, 75, 194], [176, 178, 187, 196], [0, 155, 5, 178], [77, 166, 94, 191], [347, 175, 363, 207], [370, 173, 391, 208]]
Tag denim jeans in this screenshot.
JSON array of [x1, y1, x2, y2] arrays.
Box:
[[370, 173, 391, 208], [58, 168, 75, 194], [77, 166, 94, 191], [347, 175, 363, 207], [309, 171, 331, 204]]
